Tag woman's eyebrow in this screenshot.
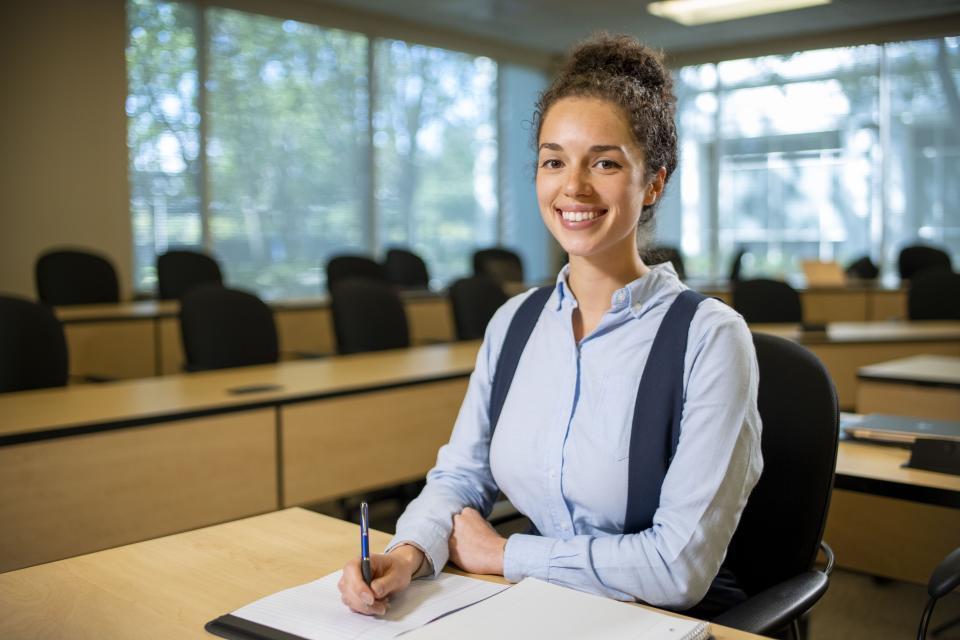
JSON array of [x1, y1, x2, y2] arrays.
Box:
[[537, 142, 625, 153]]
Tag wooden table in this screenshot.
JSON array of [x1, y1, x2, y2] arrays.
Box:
[[0, 342, 478, 572], [751, 321, 960, 409], [0, 508, 767, 640], [827, 421, 960, 585], [56, 291, 457, 380], [855, 355, 960, 420]]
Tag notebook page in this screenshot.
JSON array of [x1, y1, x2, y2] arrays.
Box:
[[403, 577, 708, 640], [231, 571, 508, 640]]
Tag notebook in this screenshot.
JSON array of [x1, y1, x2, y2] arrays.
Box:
[[841, 413, 960, 444], [802, 260, 846, 287], [404, 578, 709, 640]]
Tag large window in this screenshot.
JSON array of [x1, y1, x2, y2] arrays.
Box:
[[660, 38, 960, 280], [127, 1, 545, 297]]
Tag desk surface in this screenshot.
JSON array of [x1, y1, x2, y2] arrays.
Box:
[[857, 355, 960, 386], [0, 508, 764, 640], [0, 341, 479, 442], [751, 320, 960, 344]]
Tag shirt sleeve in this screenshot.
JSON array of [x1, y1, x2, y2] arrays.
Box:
[[502, 308, 763, 610], [385, 292, 533, 577]]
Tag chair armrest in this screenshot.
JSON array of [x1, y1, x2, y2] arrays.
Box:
[[712, 570, 829, 635]]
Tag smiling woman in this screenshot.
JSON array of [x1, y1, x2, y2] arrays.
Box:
[[338, 33, 763, 622]]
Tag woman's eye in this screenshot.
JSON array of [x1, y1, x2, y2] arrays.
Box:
[[595, 159, 621, 170], [540, 158, 563, 169]]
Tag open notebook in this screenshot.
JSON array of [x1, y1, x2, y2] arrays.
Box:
[[206, 571, 707, 640]]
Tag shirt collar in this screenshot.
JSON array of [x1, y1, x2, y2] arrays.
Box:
[[552, 261, 684, 317]]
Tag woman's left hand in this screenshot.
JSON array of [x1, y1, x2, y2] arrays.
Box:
[[448, 507, 507, 575]]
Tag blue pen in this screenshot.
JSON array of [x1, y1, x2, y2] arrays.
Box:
[[360, 501, 372, 586]]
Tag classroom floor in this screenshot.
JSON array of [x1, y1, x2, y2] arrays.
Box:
[[309, 498, 960, 639]]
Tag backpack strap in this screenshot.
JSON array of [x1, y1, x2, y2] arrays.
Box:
[[623, 289, 708, 534], [488, 286, 554, 434]]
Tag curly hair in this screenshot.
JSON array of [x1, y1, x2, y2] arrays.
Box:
[[533, 33, 678, 223]]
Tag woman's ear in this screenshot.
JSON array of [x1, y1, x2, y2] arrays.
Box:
[[643, 167, 667, 206]]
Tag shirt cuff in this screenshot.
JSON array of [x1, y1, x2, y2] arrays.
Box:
[[385, 523, 450, 579], [503, 533, 557, 583]]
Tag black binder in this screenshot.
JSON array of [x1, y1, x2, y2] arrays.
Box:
[[205, 614, 307, 640]]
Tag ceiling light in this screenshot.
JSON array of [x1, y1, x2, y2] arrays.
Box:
[[647, 0, 831, 26]]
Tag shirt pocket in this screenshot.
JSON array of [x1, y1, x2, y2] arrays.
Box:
[[591, 373, 640, 461]]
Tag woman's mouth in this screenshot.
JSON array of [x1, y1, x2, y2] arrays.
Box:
[[557, 207, 608, 226]]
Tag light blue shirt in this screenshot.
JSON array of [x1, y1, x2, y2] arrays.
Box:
[[387, 263, 763, 610]]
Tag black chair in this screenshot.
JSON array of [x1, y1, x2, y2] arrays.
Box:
[[35, 249, 120, 306], [157, 250, 223, 300], [712, 332, 839, 637], [920, 547, 960, 639], [642, 245, 686, 280], [179, 285, 278, 371], [733, 279, 803, 324], [729, 248, 747, 282], [0, 295, 69, 393], [383, 248, 430, 290], [449, 277, 508, 341], [899, 245, 952, 280], [326, 255, 387, 294], [330, 278, 410, 355], [473, 248, 524, 284], [845, 255, 879, 280], [908, 270, 960, 320]]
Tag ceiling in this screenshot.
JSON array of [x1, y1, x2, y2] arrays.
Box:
[[319, 0, 960, 61]]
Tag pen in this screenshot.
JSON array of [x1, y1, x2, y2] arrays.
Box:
[[360, 501, 372, 586]]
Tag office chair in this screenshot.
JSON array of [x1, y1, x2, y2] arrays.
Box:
[[732, 279, 803, 324], [383, 248, 430, 290], [179, 285, 278, 371], [448, 276, 508, 341], [642, 245, 686, 280], [473, 247, 524, 284], [326, 255, 387, 294], [157, 249, 223, 300], [0, 295, 69, 393], [920, 547, 960, 640], [899, 245, 952, 280], [35, 248, 120, 306], [845, 255, 879, 280], [908, 269, 960, 320], [729, 248, 748, 282], [712, 331, 839, 637], [329, 278, 410, 355]]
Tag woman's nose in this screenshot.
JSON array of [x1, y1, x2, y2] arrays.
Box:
[[563, 167, 593, 197]]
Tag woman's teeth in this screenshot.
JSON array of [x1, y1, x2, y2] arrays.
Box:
[[560, 210, 605, 222]]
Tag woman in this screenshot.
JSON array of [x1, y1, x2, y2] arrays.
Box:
[[338, 33, 762, 617]]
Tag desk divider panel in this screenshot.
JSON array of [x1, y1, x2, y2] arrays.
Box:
[[64, 319, 158, 380], [158, 316, 184, 375], [803, 291, 869, 323], [281, 378, 468, 506], [406, 297, 455, 345], [274, 307, 336, 358], [0, 409, 278, 572], [856, 381, 960, 420], [868, 289, 907, 321]]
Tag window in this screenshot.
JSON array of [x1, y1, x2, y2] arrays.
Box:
[[126, 1, 547, 297]]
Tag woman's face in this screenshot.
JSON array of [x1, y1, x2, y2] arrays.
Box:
[[536, 97, 663, 262]]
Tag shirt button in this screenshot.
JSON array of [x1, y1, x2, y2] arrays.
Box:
[[615, 292, 625, 304]]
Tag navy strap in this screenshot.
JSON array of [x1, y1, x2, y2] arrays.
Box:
[[489, 286, 554, 433], [623, 289, 707, 534]]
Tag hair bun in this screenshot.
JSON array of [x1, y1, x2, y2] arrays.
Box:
[[562, 33, 671, 93]]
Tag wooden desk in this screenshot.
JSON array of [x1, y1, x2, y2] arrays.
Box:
[[856, 355, 960, 420], [751, 321, 960, 409], [0, 508, 765, 640], [827, 431, 960, 585], [0, 343, 477, 572], [56, 292, 457, 380]]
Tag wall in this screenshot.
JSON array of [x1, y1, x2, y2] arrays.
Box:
[[0, 0, 131, 300]]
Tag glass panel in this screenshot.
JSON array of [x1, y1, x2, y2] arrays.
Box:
[[374, 40, 498, 287], [126, 0, 202, 292], [206, 10, 368, 298]]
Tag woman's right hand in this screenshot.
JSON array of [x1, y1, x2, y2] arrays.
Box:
[[338, 544, 425, 616]]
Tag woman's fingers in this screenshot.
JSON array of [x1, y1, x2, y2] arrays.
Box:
[[338, 557, 389, 615]]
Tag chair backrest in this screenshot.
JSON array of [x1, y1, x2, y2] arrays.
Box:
[[449, 277, 508, 341], [732, 279, 802, 324], [729, 248, 747, 282], [845, 255, 879, 280], [179, 285, 278, 371], [0, 295, 69, 393], [383, 248, 430, 289], [326, 255, 387, 294], [908, 270, 960, 320], [473, 248, 524, 284], [724, 332, 839, 596], [157, 250, 223, 300], [35, 249, 120, 306], [899, 245, 952, 280], [642, 245, 686, 280], [330, 278, 410, 355]]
